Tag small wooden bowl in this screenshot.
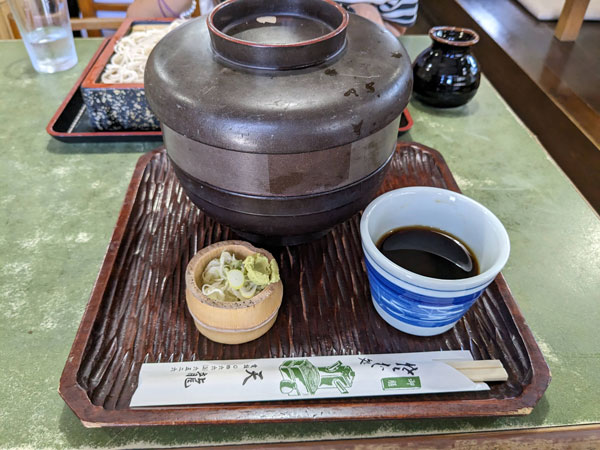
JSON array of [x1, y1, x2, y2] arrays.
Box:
[[185, 240, 283, 345]]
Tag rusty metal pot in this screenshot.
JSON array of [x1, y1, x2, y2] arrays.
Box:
[[145, 0, 412, 245]]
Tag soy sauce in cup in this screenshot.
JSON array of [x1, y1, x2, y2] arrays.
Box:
[[361, 187, 510, 336], [376, 226, 479, 279]]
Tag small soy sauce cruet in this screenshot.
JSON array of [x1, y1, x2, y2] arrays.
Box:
[[412, 26, 481, 108]]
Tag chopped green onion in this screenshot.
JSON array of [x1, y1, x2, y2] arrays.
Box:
[[226, 269, 244, 290], [200, 250, 280, 302], [240, 282, 258, 299]]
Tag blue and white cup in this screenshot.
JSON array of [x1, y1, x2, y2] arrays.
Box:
[[360, 187, 510, 336]]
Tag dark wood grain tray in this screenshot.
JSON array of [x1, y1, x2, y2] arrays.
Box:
[[59, 142, 550, 427]]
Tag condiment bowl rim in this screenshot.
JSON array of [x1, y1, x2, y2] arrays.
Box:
[[185, 240, 281, 310], [360, 186, 510, 292]]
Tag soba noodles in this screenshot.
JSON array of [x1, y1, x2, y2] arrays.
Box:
[[101, 20, 185, 84]]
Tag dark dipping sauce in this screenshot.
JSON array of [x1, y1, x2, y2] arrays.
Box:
[[376, 226, 479, 280]]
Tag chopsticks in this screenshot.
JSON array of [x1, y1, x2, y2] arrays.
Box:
[[440, 359, 508, 382]]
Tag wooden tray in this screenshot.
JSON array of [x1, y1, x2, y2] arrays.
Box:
[[59, 143, 550, 427]]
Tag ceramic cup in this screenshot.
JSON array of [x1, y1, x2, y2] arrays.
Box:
[[360, 187, 510, 336]]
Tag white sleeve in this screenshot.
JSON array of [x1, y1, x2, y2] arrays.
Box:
[[336, 0, 419, 26], [200, 0, 214, 15]]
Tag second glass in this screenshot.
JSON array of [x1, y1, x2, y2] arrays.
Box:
[[8, 0, 77, 73]]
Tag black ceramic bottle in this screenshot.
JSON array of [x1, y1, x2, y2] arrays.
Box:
[[413, 26, 480, 108]]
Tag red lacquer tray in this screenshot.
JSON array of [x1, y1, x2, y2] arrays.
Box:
[[59, 142, 550, 427], [46, 25, 165, 143], [47, 20, 412, 143], [398, 108, 413, 134]]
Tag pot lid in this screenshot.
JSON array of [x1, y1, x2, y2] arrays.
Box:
[[145, 2, 412, 154]]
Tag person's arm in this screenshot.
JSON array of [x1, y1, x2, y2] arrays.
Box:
[[350, 3, 403, 36], [127, 0, 192, 18]]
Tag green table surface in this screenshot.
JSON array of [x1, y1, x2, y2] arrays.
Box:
[[1, 36, 599, 449]]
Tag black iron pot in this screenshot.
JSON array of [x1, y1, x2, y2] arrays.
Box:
[[145, 0, 413, 245]]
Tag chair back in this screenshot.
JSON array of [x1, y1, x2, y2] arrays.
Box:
[[0, 0, 20, 38], [2, 0, 205, 39], [77, 0, 203, 36], [77, 0, 130, 36]]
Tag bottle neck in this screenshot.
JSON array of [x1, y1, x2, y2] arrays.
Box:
[[431, 41, 472, 55]]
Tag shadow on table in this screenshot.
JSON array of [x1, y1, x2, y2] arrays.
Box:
[[57, 395, 551, 447], [3, 57, 38, 81], [409, 98, 480, 118], [46, 138, 161, 155]]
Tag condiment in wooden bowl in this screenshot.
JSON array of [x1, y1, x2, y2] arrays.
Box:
[[185, 240, 283, 344]]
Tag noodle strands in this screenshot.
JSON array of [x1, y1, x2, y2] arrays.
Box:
[[101, 20, 186, 84]]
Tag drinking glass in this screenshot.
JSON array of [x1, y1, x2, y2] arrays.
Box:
[[8, 0, 78, 73]]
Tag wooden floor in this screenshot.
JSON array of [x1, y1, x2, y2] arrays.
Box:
[[412, 0, 600, 213]]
